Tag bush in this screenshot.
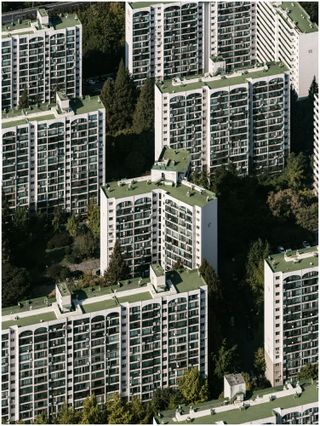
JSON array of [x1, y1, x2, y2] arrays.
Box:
[[73, 232, 97, 260], [47, 232, 72, 250]]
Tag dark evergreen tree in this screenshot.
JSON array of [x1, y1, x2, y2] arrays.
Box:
[[18, 85, 29, 109], [132, 78, 154, 133], [101, 79, 114, 134], [104, 240, 129, 285], [108, 59, 137, 134], [2, 263, 31, 307]]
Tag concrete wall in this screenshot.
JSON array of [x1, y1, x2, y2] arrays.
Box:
[[298, 31, 318, 98]]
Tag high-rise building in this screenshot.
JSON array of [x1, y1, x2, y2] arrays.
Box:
[[100, 148, 217, 277], [256, 2, 318, 98], [264, 246, 318, 387], [314, 93, 319, 195], [2, 267, 208, 422], [1, 93, 105, 214], [125, 2, 256, 86], [209, 2, 256, 73], [1, 9, 82, 111], [155, 62, 290, 175]]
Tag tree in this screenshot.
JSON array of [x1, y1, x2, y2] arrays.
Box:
[[56, 402, 80, 424], [267, 189, 299, 219], [34, 412, 48, 424], [104, 240, 129, 285], [52, 207, 66, 232], [295, 201, 318, 231], [106, 393, 132, 424], [200, 259, 222, 300], [87, 202, 100, 239], [178, 368, 208, 404], [298, 363, 318, 382], [253, 347, 266, 376], [246, 239, 269, 306], [283, 153, 306, 190], [66, 215, 78, 238], [132, 78, 154, 133], [108, 59, 137, 134], [80, 394, 104, 424], [101, 79, 114, 133], [241, 372, 253, 392], [213, 339, 238, 379], [73, 232, 97, 259], [2, 263, 31, 307], [47, 264, 71, 282], [19, 85, 29, 109]]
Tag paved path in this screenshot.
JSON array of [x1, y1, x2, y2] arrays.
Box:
[[68, 258, 100, 273]]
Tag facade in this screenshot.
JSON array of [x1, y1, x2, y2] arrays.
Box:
[[314, 93, 319, 195], [1, 93, 105, 214], [2, 9, 82, 111], [2, 267, 208, 423], [155, 62, 290, 175], [125, 2, 257, 85], [153, 381, 318, 424], [264, 247, 318, 387], [100, 147, 218, 277], [256, 2, 318, 98]]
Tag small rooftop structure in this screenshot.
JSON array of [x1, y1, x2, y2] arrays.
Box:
[[56, 282, 72, 312], [266, 246, 318, 273], [150, 264, 166, 292], [224, 374, 246, 400]]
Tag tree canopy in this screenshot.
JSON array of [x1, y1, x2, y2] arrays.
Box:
[[132, 78, 155, 133], [104, 240, 129, 285], [178, 368, 209, 404]]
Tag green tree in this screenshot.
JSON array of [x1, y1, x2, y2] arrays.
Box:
[[178, 367, 208, 404], [283, 153, 307, 190], [34, 412, 48, 424], [298, 363, 318, 382], [47, 264, 71, 282], [241, 372, 253, 392], [246, 239, 269, 307], [73, 232, 97, 259], [213, 339, 238, 379], [267, 189, 299, 219], [52, 207, 66, 232], [253, 347, 266, 376], [108, 59, 137, 134], [66, 215, 78, 238], [104, 240, 129, 285], [87, 202, 100, 239], [101, 79, 114, 133], [132, 78, 154, 133], [19, 85, 29, 109], [295, 201, 318, 231], [2, 263, 31, 307], [80, 394, 104, 424], [106, 393, 132, 424], [55, 402, 80, 424]]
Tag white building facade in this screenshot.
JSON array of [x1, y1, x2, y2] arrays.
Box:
[[2, 269, 208, 423], [1, 93, 105, 214], [2, 9, 82, 111], [264, 247, 318, 387], [314, 93, 319, 195], [125, 2, 256, 85], [155, 62, 290, 175], [100, 148, 218, 277], [256, 2, 318, 98]]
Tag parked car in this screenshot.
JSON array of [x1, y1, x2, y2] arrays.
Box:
[[302, 241, 311, 248]]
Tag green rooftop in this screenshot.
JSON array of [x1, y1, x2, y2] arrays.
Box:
[[266, 246, 318, 273], [157, 62, 289, 94], [278, 2, 318, 33], [57, 282, 71, 297], [2, 12, 81, 37], [130, 2, 162, 9], [151, 263, 165, 277], [2, 312, 57, 330], [117, 291, 153, 304], [102, 179, 215, 207], [155, 383, 317, 424], [167, 269, 206, 293], [82, 298, 119, 313], [2, 296, 56, 317], [153, 147, 190, 174], [70, 96, 104, 114]]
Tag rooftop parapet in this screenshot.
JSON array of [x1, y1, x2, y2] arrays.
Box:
[[266, 246, 318, 273]]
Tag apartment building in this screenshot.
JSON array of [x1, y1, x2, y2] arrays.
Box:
[[153, 380, 318, 424], [100, 147, 217, 277], [264, 246, 318, 387], [1, 93, 105, 214], [2, 9, 82, 110], [125, 2, 256, 85], [155, 62, 290, 175], [256, 2, 318, 98], [314, 93, 319, 195], [2, 266, 208, 422], [209, 2, 256, 73]]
